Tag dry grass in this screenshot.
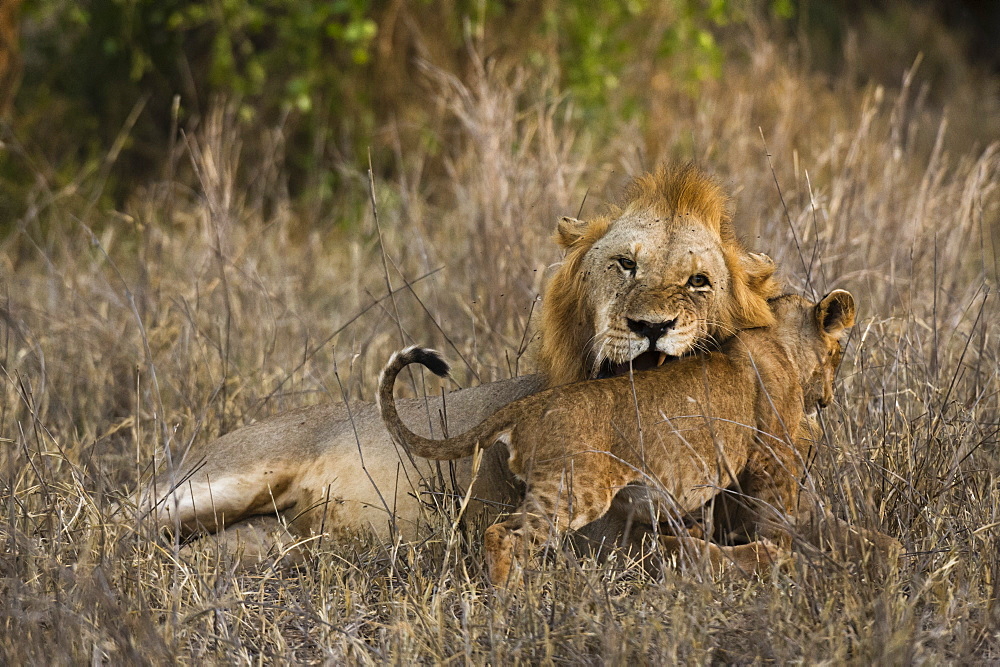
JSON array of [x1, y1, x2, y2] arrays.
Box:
[[2, 25, 1000, 664]]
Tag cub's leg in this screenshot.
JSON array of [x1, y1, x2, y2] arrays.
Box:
[[793, 424, 903, 564], [711, 451, 902, 566], [570, 484, 779, 575], [656, 535, 783, 577], [484, 477, 618, 586], [706, 474, 903, 573], [726, 444, 803, 551], [791, 491, 903, 566]]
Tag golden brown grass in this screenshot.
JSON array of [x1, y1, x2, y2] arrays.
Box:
[[2, 25, 999, 663]]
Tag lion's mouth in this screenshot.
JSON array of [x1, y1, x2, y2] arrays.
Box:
[[596, 350, 672, 379]]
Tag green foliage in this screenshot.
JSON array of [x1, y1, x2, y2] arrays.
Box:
[[28, 0, 378, 115], [542, 0, 738, 118], [5, 0, 753, 229], [4, 0, 385, 227], [160, 0, 377, 114]]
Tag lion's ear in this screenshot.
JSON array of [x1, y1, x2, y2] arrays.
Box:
[[541, 261, 562, 288], [816, 289, 857, 336], [739, 252, 780, 296], [555, 216, 590, 248]]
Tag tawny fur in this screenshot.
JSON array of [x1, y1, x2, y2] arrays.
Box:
[[538, 164, 781, 387], [379, 292, 856, 584], [134, 166, 900, 574]]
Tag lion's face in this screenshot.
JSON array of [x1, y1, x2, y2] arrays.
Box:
[[578, 215, 731, 378], [537, 166, 782, 388]]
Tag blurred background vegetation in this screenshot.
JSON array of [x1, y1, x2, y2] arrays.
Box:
[[1, 2, 999, 661], [1, 0, 998, 232]]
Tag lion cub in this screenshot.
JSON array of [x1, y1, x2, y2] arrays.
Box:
[[378, 291, 856, 585]]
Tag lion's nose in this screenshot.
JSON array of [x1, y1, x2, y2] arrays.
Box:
[[818, 388, 833, 409], [627, 318, 676, 343]]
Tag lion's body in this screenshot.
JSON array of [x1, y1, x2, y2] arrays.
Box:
[[140, 374, 540, 542], [378, 293, 857, 583], [137, 165, 788, 557]]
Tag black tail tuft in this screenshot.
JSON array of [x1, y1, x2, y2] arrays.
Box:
[[408, 347, 450, 378]]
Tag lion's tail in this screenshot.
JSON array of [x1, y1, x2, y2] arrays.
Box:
[[377, 346, 511, 460]]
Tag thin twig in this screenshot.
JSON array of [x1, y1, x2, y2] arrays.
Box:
[[760, 128, 815, 297]]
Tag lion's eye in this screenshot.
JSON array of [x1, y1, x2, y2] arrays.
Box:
[[687, 273, 710, 289], [617, 257, 637, 272]]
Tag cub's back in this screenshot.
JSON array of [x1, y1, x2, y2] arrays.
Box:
[[511, 337, 764, 444]]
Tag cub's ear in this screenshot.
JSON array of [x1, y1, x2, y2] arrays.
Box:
[[816, 289, 857, 336], [555, 216, 590, 249]]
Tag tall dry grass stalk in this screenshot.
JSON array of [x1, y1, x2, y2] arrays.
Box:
[[1, 28, 999, 662]]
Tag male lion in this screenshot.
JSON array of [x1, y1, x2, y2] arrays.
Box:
[[378, 291, 857, 584], [539, 167, 780, 386], [136, 166, 782, 554]]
